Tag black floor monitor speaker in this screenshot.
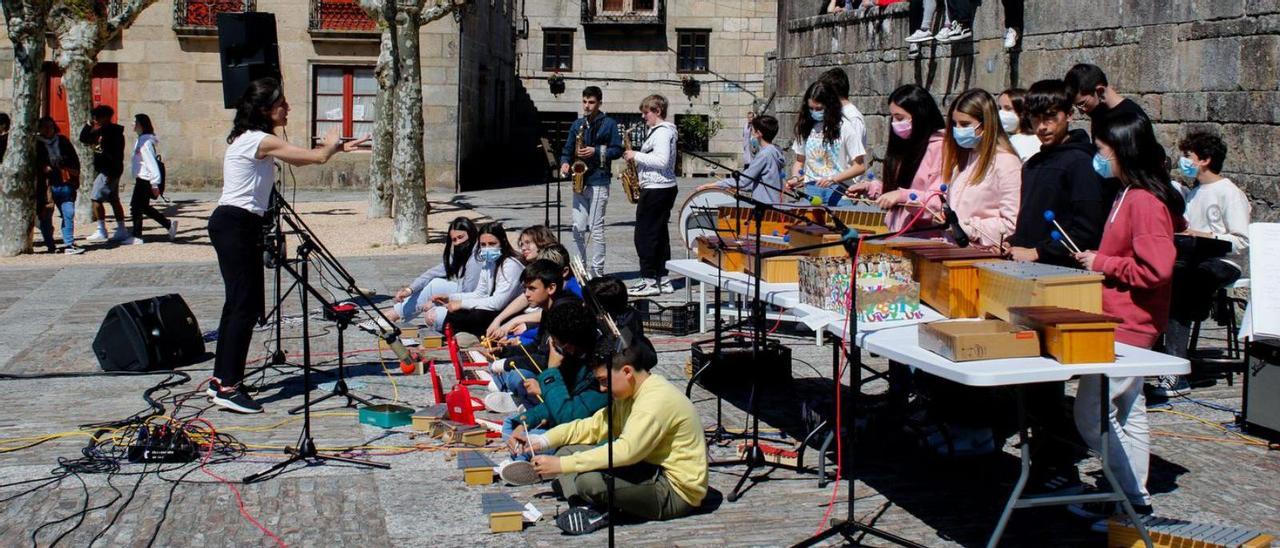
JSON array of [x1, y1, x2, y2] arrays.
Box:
[[216, 12, 281, 109], [1243, 339, 1280, 442], [93, 294, 206, 372]]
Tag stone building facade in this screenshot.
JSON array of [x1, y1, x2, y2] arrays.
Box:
[[511, 0, 777, 176], [0, 0, 517, 191], [774, 0, 1280, 219]]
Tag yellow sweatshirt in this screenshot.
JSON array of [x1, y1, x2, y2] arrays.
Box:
[[545, 374, 709, 507]]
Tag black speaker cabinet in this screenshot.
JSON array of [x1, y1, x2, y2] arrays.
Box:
[[1243, 339, 1280, 442], [216, 12, 281, 108], [93, 294, 205, 372], [690, 335, 792, 387]]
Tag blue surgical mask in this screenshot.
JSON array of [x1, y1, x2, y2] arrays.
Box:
[[952, 126, 980, 149], [809, 110, 825, 122], [1178, 156, 1199, 179], [1092, 153, 1114, 179], [749, 137, 760, 151], [478, 247, 502, 264]]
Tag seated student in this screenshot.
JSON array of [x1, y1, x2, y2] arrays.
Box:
[[496, 302, 609, 486], [486, 260, 584, 408], [1157, 132, 1250, 397], [485, 244, 581, 344], [512, 334, 708, 535], [517, 224, 558, 264], [377, 217, 480, 326], [586, 276, 644, 340], [697, 115, 786, 203], [1068, 111, 1184, 530], [846, 84, 946, 232], [436, 222, 525, 337], [941, 88, 1022, 249]]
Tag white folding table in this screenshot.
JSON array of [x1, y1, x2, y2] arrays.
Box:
[[666, 258, 839, 345]]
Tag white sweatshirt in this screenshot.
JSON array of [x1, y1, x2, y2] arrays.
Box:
[[1184, 177, 1251, 266], [634, 121, 678, 189], [452, 256, 525, 311], [131, 134, 163, 186]]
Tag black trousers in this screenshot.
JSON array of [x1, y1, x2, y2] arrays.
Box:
[[130, 178, 170, 237], [1002, 0, 1023, 30], [208, 205, 265, 387], [634, 187, 679, 280], [446, 308, 502, 339], [947, 0, 979, 26]]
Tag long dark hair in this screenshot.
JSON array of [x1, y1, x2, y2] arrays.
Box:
[[443, 216, 479, 279], [883, 85, 945, 192], [1000, 88, 1034, 135], [1095, 111, 1186, 218], [794, 81, 843, 145], [134, 114, 155, 135], [477, 222, 520, 294], [226, 77, 281, 144]]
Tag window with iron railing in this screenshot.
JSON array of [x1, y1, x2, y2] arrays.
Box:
[[173, 0, 255, 35], [582, 0, 663, 25], [309, 0, 378, 37]]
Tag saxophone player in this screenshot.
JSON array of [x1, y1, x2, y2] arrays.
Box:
[[558, 86, 622, 278]]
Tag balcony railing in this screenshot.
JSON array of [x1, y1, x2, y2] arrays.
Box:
[[309, 0, 379, 41], [581, 0, 664, 27], [173, 0, 256, 36]]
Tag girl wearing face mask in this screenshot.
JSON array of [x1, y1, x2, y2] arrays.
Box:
[[847, 84, 946, 231], [437, 222, 527, 337], [941, 88, 1023, 249], [1067, 111, 1185, 528], [784, 80, 865, 206], [998, 88, 1042, 162], [374, 216, 481, 327]]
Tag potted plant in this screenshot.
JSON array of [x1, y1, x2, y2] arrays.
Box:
[[680, 75, 701, 98], [548, 73, 566, 96]]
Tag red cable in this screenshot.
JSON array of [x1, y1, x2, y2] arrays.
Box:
[[813, 236, 863, 535], [186, 418, 288, 548]]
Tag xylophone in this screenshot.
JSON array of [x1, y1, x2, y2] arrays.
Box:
[[1009, 306, 1122, 364], [695, 235, 749, 273], [716, 205, 827, 239], [906, 246, 1001, 318], [859, 236, 952, 258], [976, 260, 1103, 321], [830, 202, 891, 235], [1108, 515, 1275, 548], [742, 243, 801, 283]]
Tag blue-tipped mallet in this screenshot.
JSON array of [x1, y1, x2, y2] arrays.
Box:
[[1044, 210, 1081, 253]]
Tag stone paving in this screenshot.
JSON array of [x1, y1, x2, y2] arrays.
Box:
[[0, 184, 1276, 547]]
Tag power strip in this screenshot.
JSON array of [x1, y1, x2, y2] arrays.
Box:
[[126, 424, 197, 463]]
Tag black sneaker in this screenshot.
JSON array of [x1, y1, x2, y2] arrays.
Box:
[[1069, 498, 1152, 522], [211, 385, 264, 414], [556, 506, 609, 536]]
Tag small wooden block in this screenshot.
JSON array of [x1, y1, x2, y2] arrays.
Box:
[[482, 493, 526, 534], [411, 404, 448, 432], [1009, 306, 1121, 364], [460, 428, 488, 447]]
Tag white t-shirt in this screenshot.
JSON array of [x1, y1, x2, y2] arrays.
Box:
[[219, 130, 276, 215], [1009, 133, 1042, 162], [791, 103, 868, 181], [1185, 177, 1251, 265]]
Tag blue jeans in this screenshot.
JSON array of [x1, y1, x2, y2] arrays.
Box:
[[38, 199, 76, 249], [494, 369, 540, 409], [502, 415, 551, 461], [805, 183, 853, 207], [394, 278, 458, 323]]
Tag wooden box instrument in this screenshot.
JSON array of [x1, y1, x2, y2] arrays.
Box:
[[411, 404, 448, 432], [859, 236, 952, 258], [482, 493, 526, 534], [1008, 306, 1122, 364], [1108, 515, 1275, 548], [830, 203, 890, 235], [457, 451, 496, 485], [906, 246, 1001, 318], [716, 205, 826, 239], [787, 224, 845, 257], [743, 244, 800, 284], [976, 261, 1103, 321], [695, 236, 748, 272], [854, 254, 923, 322]]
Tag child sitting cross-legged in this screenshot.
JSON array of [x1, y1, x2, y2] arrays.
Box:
[[509, 334, 709, 535]]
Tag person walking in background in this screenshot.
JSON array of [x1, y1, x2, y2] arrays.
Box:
[[741, 110, 758, 168], [124, 114, 176, 244], [35, 117, 84, 255], [998, 88, 1041, 161], [626, 94, 679, 297], [80, 105, 131, 243]]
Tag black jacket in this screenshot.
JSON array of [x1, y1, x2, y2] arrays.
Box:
[[79, 123, 125, 177], [1009, 129, 1112, 267]]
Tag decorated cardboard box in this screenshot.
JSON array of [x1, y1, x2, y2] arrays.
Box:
[[800, 254, 924, 322]]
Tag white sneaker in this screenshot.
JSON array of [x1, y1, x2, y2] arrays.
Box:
[[124, 237, 145, 245], [1003, 27, 1019, 49], [111, 227, 132, 242], [659, 278, 675, 294], [168, 220, 179, 241], [627, 279, 660, 297], [933, 22, 954, 42], [908, 42, 921, 59], [944, 22, 972, 42], [905, 28, 934, 43], [497, 459, 541, 486], [489, 358, 508, 377], [484, 391, 519, 414], [87, 228, 109, 242], [357, 318, 393, 334], [63, 246, 86, 255]]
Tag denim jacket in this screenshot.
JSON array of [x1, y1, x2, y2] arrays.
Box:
[[560, 113, 623, 187]]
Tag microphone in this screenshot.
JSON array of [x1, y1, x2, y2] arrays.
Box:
[[936, 184, 970, 248]]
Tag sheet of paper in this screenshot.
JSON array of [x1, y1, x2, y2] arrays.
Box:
[[1247, 223, 1280, 339]]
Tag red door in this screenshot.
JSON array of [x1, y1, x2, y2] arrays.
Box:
[[43, 63, 118, 137]]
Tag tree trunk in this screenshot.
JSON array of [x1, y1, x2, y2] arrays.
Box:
[[0, 28, 46, 256], [391, 3, 429, 245], [60, 54, 98, 224], [367, 26, 395, 219]]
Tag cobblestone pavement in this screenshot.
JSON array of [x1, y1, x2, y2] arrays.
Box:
[[0, 185, 1276, 547]]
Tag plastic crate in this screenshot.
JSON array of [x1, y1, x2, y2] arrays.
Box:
[[631, 299, 700, 336]]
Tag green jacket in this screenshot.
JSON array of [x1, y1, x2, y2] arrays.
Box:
[[519, 363, 608, 430]]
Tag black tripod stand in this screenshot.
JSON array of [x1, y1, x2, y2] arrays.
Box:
[[288, 304, 376, 414]]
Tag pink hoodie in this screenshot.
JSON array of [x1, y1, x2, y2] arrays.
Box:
[[866, 131, 945, 232], [1091, 187, 1183, 348], [946, 148, 1022, 247]]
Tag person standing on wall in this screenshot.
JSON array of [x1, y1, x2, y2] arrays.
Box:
[[208, 77, 368, 413], [80, 105, 131, 243], [558, 86, 622, 279], [625, 94, 679, 298]]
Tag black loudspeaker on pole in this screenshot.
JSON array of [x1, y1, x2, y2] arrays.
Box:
[[216, 12, 283, 109]]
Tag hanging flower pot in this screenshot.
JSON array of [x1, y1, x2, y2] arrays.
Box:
[[681, 75, 701, 98], [548, 73, 566, 96]]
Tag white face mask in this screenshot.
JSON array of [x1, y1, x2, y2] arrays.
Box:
[[998, 110, 1020, 133]]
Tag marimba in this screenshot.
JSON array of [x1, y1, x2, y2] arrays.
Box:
[[905, 246, 1001, 318]]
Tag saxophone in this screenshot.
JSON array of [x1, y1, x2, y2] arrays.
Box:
[[620, 124, 640, 204], [571, 122, 588, 194]]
